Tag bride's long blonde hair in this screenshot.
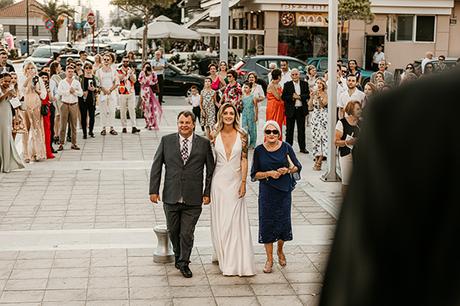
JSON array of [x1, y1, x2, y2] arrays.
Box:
[[214, 103, 247, 137]]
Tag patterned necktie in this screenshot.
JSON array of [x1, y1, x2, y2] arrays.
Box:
[[181, 139, 189, 163]]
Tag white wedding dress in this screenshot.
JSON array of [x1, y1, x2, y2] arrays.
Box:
[[210, 133, 256, 276]]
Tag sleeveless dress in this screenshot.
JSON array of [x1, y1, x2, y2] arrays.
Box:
[[266, 86, 285, 140], [0, 93, 24, 172], [210, 133, 256, 276], [201, 89, 216, 129]]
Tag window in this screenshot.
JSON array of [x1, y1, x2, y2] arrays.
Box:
[[9, 25, 16, 35], [32, 26, 39, 36], [388, 15, 436, 42], [416, 16, 435, 42], [397, 16, 413, 41]]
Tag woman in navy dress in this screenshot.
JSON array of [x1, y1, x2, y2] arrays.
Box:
[[251, 120, 302, 273]]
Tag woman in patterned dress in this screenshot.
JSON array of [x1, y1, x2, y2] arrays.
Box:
[[138, 63, 162, 130], [200, 77, 217, 138], [220, 70, 242, 112], [308, 78, 328, 171]]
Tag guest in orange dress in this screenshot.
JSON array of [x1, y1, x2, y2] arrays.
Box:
[[266, 69, 285, 140]]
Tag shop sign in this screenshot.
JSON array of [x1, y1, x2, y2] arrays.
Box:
[[281, 4, 328, 12], [296, 13, 328, 27]]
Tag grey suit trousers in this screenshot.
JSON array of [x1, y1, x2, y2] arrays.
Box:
[[163, 202, 202, 266]]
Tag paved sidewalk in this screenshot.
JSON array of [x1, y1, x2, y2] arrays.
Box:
[[0, 97, 341, 305]]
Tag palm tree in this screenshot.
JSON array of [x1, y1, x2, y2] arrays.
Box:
[[31, 0, 75, 42]]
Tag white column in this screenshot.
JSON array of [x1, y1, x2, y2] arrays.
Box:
[[322, 0, 339, 182], [220, 0, 229, 63]]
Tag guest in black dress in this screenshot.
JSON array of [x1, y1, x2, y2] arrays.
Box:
[[251, 120, 302, 273]]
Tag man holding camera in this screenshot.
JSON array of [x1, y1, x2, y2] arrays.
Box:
[[57, 66, 83, 150], [117, 56, 140, 134]]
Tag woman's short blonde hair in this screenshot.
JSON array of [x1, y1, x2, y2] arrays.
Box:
[[22, 61, 37, 73]]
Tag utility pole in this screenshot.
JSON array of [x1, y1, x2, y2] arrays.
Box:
[[322, 0, 339, 182], [219, 0, 229, 63], [26, 0, 30, 55]]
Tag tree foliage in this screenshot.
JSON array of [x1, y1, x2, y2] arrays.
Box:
[[0, 0, 13, 10], [110, 0, 175, 63], [31, 0, 75, 42], [338, 0, 374, 22]]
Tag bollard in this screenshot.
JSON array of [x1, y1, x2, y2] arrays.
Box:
[[153, 225, 174, 263]]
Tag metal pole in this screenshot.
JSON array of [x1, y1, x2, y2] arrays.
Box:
[[322, 0, 339, 182], [220, 0, 229, 63], [26, 0, 29, 56]]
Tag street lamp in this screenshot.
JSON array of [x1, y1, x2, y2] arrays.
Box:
[[220, 0, 229, 63], [322, 0, 339, 182], [26, 0, 29, 55]]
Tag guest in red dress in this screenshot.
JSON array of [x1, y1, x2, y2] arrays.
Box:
[[39, 71, 54, 159]]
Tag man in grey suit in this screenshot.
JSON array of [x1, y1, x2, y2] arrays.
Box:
[[149, 110, 215, 278]]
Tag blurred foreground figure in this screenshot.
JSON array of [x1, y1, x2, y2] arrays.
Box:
[[320, 68, 460, 306]]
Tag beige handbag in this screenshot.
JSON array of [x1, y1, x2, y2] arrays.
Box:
[[12, 109, 27, 134]]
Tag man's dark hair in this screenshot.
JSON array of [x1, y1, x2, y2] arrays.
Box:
[[66, 65, 75, 71], [227, 69, 237, 79], [177, 110, 196, 122], [347, 73, 357, 80], [39, 71, 49, 78], [271, 68, 282, 81], [79, 50, 87, 56]]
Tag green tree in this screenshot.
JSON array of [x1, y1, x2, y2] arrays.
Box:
[[111, 0, 175, 63], [338, 0, 374, 58], [0, 0, 14, 9], [31, 0, 75, 42]]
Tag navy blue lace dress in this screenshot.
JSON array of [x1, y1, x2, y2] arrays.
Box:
[[251, 142, 302, 244]]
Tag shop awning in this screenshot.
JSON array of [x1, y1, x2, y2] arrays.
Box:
[[184, 0, 240, 28], [196, 28, 264, 36]]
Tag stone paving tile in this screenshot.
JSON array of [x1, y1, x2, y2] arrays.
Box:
[[88, 277, 128, 289], [257, 295, 303, 306], [87, 287, 129, 300], [215, 296, 259, 306], [42, 289, 87, 302], [46, 277, 88, 290], [0, 290, 44, 303], [4, 278, 48, 291]]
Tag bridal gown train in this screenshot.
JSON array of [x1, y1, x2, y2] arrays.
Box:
[[210, 133, 256, 276]]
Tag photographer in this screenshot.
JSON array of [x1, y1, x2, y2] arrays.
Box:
[[38, 71, 55, 159], [79, 63, 97, 139], [21, 61, 47, 163], [117, 56, 140, 134]]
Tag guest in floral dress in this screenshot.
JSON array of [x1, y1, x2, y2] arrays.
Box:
[[200, 77, 217, 138], [220, 70, 242, 112], [308, 78, 328, 171], [241, 82, 258, 149], [138, 63, 162, 130]]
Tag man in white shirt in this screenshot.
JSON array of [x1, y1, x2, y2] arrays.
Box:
[[151, 50, 168, 104], [57, 66, 83, 151], [421, 51, 434, 74], [279, 60, 292, 88], [337, 74, 365, 119], [372, 45, 385, 71]]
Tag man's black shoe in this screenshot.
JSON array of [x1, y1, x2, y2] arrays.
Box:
[[132, 127, 140, 134], [180, 265, 192, 278], [300, 149, 309, 154], [175, 262, 181, 269], [122, 128, 127, 133]]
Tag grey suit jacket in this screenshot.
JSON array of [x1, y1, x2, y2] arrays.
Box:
[[149, 133, 215, 206]]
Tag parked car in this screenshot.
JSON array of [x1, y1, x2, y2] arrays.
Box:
[[233, 55, 307, 83], [55, 54, 95, 70], [25, 45, 63, 69], [108, 42, 127, 62], [307, 57, 373, 85], [134, 60, 204, 96], [413, 57, 458, 75], [85, 43, 110, 56]]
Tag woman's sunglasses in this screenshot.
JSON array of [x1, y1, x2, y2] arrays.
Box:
[[265, 129, 279, 135]]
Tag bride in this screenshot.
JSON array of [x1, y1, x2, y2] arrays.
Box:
[[210, 103, 256, 276]]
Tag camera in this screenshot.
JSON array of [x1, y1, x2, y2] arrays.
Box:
[[88, 80, 93, 87], [32, 76, 39, 86]]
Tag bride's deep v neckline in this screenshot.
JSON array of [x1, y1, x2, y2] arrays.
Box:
[[220, 132, 238, 162]]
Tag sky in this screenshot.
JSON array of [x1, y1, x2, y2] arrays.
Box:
[[65, 0, 115, 23]]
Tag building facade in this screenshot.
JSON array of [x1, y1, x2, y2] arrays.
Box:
[[186, 0, 460, 69]]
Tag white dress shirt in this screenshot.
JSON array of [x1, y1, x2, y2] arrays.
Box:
[[337, 88, 365, 109], [57, 78, 83, 104], [293, 80, 302, 107], [280, 70, 292, 88]]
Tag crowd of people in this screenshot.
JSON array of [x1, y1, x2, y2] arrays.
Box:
[[0, 49, 169, 173]]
